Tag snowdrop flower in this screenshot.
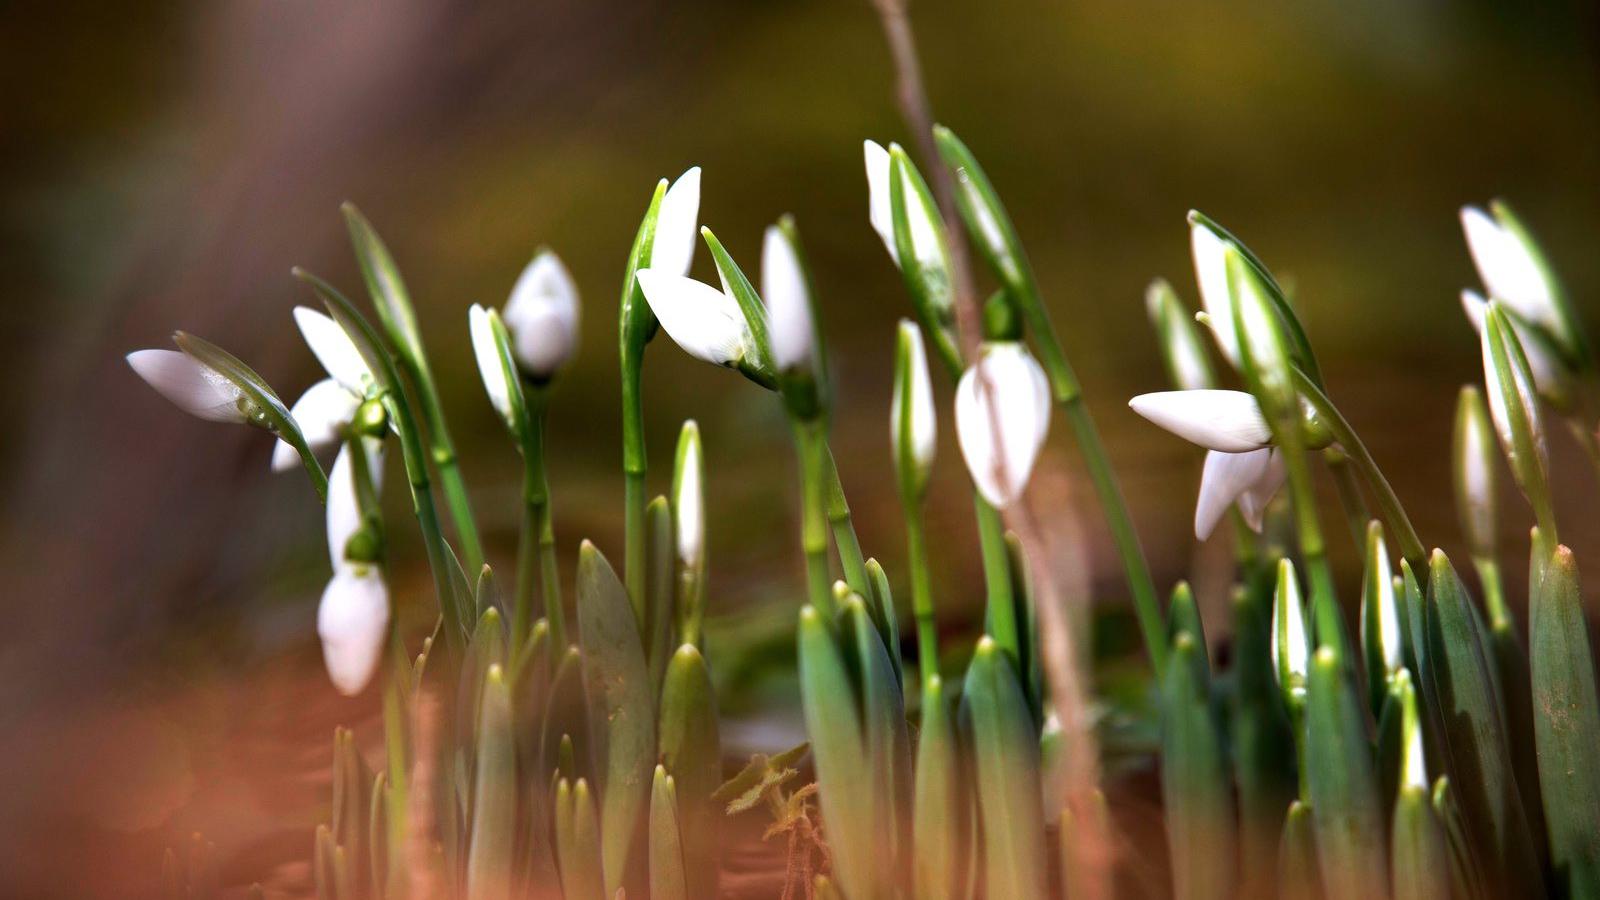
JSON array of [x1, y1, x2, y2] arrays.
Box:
[[319, 442, 389, 695], [501, 251, 580, 380], [652, 167, 702, 278], [1460, 289, 1569, 407], [1271, 558, 1309, 701], [1146, 279, 1215, 392], [892, 320, 937, 496], [1127, 390, 1272, 453], [1460, 204, 1563, 340], [267, 307, 379, 472], [1194, 448, 1285, 540], [673, 420, 704, 570], [863, 140, 946, 272], [318, 566, 389, 695], [761, 223, 814, 373], [468, 303, 521, 432], [635, 268, 758, 370], [1190, 217, 1241, 366], [1480, 301, 1551, 517], [127, 349, 251, 423], [1360, 526, 1403, 676], [955, 342, 1051, 507], [1453, 386, 1497, 560]]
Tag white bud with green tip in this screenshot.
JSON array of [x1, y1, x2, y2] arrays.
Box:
[[1453, 385, 1498, 560], [761, 222, 815, 373], [1460, 289, 1570, 407], [502, 250, 580, 379], [1146, 278, 1216, 392], [1128, 389, 1272, 453], [1272, 558, 1309, 704], [635, 268, 758, 369], [892, 320, 937, 499], [468, 303, 522, 433], [1460, 203, 1565, 343], [673, 420, 704, 571], [1480, 301, 1553, 531], [1189, 219, 1241, 366], [954, 341, 1051, 508], [1229, 246, 1297, 420], [128, 348, 253, 424], [864, 140, 947, 272]]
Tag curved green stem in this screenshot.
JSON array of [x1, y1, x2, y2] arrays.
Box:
[[386, 387, 465, 655], [621, 343, 648, 617], [1293, 369, 1425, 573], [822, 446, 869, 596], [903, 497, 937, 689], [1277, 430, 1346, 658], [515, 399, 565, 652], [1061, 395, 1166, 676], [1324, 447, 1371, 551], [795, 419, 836, 619], [974, 494, 1019, 666]]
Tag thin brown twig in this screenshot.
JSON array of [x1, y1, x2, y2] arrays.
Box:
[[869, 1, 1113, 897]]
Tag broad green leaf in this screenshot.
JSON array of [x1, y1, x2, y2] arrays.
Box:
[[1276, 801, 1319, 900], [965, 636, 1048, 899], [1229, 585, 1295, 896], [1166, 582, 1209, 683], [1392, 784, 1450, 900], [341, 204, 423, 363], [1161, 632, 1235, 900], [865, 557, 904, 687], [847, 593, 912, 894], [1529, 542, 1600, 897], [575, 541, 653, 897], [1003, 532, 1041, 724], [1304, 646, 1385, 899], [645, 495, 675, 692], [913, 675, 965, 900], [466, 666, 514, 900], [648, 766, 687, 900], [657, 644, 721, 900], [554, 778, 605, 900], [1481, 302, 1556, 535], [797, 604, 876, 900], [700, 228, 777, 389], [1433, 777, 1492, 900]]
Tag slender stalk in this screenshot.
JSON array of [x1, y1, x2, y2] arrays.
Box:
[[903, 498, 938, 688], [621, 343, 649, 618], [822, 446, 870, 596], [515, 395, 565, 651], [974, 495, 1019, 663], [1277, 431, 1344, 657], [415, 379, 484, 576], [795, 419, 836, 619], [1292, 369, 1425, 572], [1324, 447, 1371, 551], [387, 387, 465, 655], [1061, 396, 1166, 676], [1473, 556, 1512, 631]]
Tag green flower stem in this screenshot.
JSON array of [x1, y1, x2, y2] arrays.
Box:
[[1292, 369, 1425, 573], [974, 494, 1020, 665], [795, 419, 836, 620], [515, 393, 565, 652], [822, 446, 869, 596], [1324, 447, 1371, 551], [1061, 394, 1166, 676], [621, 343, 649, 615], [1473, 556, 1512, 631], [1278, 430, 1345, 658], [902, 495, 938, 689], [417, 383, 485, 576], [385, 384, 465, 654], [381, 635, 410, 899]]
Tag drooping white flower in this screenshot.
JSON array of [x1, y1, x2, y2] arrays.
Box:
[[761, 224, 814, 372], [270, 379, 361, 472], [317, 565, 390, 695], [293, 306, 373, 397], [955, 342, 1051, 508], [1128, 389, 1272, 453], [325, 441, 384, 567], [1271, 558, 1309, 697], [127, 349, 248, 423], [1460, 289, 1566, 403], [674, 420, 704, 570], [1190, 219, 1240, 366], [1194, 447, 1284, 540], [469, 303, 517, 428], [892, 320, 937, 490], [1461, 205, 1560, 337], [651, 167, 702, 278], [501, 251, 580, 379], [635, 268, 755, 368], [863, 140, 945, 271]]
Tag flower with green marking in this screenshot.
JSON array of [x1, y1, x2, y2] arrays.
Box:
[[1271, 558, 1309, 704], [1460, 203, 1569, 346], [635, 268, 760, 370], [954, 341, 1050, 507], [128, 348, 257, 425], [502, 250, 580, 380], [761, 223, 815, 374], [319, 442, 389, 696], [892, 320, 937, 499], [266, 307, 382, 472]]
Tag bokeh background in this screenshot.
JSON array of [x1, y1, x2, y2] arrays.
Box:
[[3, 0, 1598, 895]]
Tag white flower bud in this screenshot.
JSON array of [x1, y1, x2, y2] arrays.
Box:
[[1189, 218, 1240, 366], [1272, 558, 1309, 698], [502, 251, 580, 379], [892, 320, 937, 493], [673, 420, 704, 570], [955, 342, 1051, 508], [318, 565, 390, 695], [761, 224, 814, 373], [1461, 205, 1560, 338], [469, 304, 517, 428], [127, 348, 248, 423], [864, 140, 945, 271]]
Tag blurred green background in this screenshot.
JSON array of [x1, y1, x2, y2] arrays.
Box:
[[1, 0, 1597, 895]]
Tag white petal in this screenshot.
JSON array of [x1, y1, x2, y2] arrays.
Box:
[[863, 140, 897, 264], [652, 167, 701, 278], [1194, 448, 1271, 540], [635, 269, 749, 366], [955, 343, 1051, 507], [1237, 448, 1286, 531], [1461, 205, 1556, 332], [1190, 221, 1239, 365], [892, 321, 937, 474], [469, 305, 515, 425], [675, 423, 704, 569], [326, 443, 363, 567], [272, 379, 358, 472], [900, 166, 946, 272], [318, 566, 390, 695], [503, 251, 580, 378], [762, 225, 814, 372], [1128, 390, 1271, 453], [294, 307, 372, 395], [127, 348, 248, 423], [1369, 540, 1403, 671]]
